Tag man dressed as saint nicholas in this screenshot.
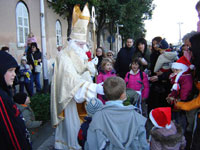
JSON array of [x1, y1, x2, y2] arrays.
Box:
[[51, 4, 103, 150]]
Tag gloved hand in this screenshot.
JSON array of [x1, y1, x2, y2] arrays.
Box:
[[96, 82, 104, 95]]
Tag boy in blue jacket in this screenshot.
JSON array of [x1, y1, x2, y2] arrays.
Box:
[[85, 77, 149, 150]]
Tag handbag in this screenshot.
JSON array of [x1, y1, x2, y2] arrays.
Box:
[[35, 64, 42, 73], [31, 54, 42, 73]]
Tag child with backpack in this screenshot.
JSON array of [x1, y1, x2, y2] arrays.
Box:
[[97, 58, 116, 104], [78, 97, 103, 149], [125, 58, 149, 115]]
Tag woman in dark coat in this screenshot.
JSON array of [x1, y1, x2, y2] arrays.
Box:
[[95, 47, 105, 72], [27, 42, 42, 93], [133, 38, 151, 71], [0, 51, 32, 150], [148, 37, 171, 113]]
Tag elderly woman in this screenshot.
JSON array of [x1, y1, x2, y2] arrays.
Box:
[[106, 50, 115, 64]]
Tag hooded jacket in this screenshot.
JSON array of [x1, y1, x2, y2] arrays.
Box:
[[97, 70, 116, 104], [150, 122, 186, 150], [154, 51, 178, 73], [16, 104, 41, 129], [0, 51, 32, 150], [85, 103, 149, 150]]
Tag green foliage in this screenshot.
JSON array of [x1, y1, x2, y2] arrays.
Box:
[[49, 0, 98, 37], [30, 93, 50, 122], [119, 0, 154, 40], [49, 0, 154, 43]]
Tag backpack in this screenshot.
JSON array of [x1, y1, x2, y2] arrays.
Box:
[[126, 71, 144, 90], [125, 71, 145, 114]]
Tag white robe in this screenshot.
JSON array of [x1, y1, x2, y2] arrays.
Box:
[[51, 41, 97, 150]]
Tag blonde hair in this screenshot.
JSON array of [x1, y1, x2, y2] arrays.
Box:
[[101, 58, 113, 70]]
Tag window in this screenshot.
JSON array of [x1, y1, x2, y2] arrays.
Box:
[[56, 20, 62, 47], [16, 2, 29, 47]]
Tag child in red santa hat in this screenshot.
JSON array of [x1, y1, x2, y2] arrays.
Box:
[[166, 56, 194, 134], [167, 56, 193, 103], [149, 107, 186, 150]]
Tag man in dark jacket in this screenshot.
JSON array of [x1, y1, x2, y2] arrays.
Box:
[[114, 38, 135, 78], [0, 51, 32, 150]]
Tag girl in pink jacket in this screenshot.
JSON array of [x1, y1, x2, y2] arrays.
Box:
[[97, 58, 116, 104], [125, 58, 150, 100]]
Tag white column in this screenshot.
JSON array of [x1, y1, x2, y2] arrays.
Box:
[[40, 0, 49, 92]]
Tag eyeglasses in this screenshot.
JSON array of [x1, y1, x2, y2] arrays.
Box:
[[107, 55, 113, 56]]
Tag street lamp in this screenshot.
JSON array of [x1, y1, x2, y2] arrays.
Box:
[[116, 23, 123, 52], [177, 22, 183, 45]]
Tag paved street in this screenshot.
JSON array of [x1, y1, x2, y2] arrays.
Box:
[[32, 121, 55, 150]]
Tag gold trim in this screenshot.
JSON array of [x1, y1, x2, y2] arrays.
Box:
[[58, 110, 65, 119], [72, 4, 90, 26]]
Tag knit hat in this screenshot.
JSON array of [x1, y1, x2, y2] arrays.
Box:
[[107, 50, 114, 55], [85, 97, 103, 116], [149, 107, 172, 129], [0, 51, 18, 90], [27, 37, 37, 44], [13, 92, 28, 104], [21, 56, 27, 61], [160, 39, 169, 49], [171, 56, 194, 91]]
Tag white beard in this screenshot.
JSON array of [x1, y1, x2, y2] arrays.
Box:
[[68, 40, 88, 61]]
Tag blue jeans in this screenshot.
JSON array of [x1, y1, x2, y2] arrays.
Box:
[[19, 81, 33, 96], [31, 73, 41, 93]]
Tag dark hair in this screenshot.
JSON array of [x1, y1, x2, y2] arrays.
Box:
[[152, 36, 162, 43], [31, 42, 38, 48], [196, 1, 200, 10], [96, 47, 105, 57], [180, 44, 185, 51], [135, 38, 147, 53], [190, 33, 200, 80], [30, 42, 40, 52], [126, 37, 134, 41], [151, 36, 162, 52], [103, 77, 126, 100], [130, 58, 141, 70], [1, 46, 9, 52]]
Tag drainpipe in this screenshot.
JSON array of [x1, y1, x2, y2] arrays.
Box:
[[40, 0, 49, 93]]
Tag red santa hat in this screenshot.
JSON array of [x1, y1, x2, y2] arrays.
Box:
[[171, 56, 194, 91], [149, 107, 172, 129]]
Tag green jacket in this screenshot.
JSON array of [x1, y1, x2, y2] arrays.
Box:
[[16, 104, 41, 129], [133, 48, 151, 71]]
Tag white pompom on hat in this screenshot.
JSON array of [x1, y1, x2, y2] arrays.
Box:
[[149, 107, 172, 129]]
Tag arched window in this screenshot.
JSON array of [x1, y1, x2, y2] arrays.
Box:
[[56, 20, 62, 47], [16, 2, 29, 47]]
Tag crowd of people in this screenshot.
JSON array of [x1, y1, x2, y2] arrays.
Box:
[[1, 1, 200, 150]]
